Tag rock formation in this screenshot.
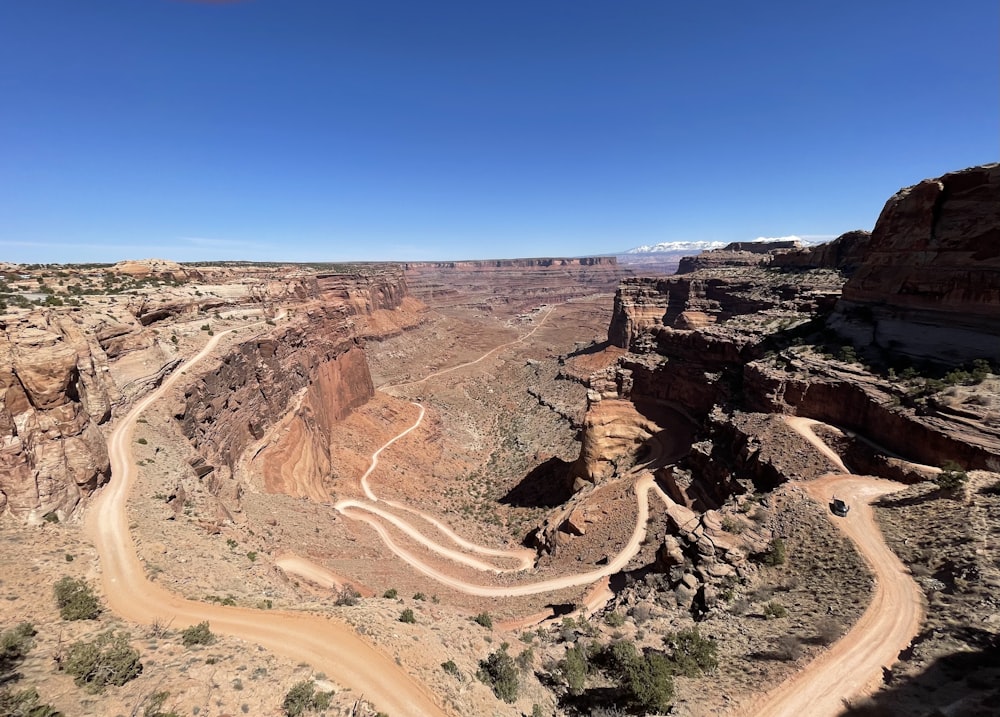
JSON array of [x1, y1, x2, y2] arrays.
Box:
[[829, 163, 1000, 364]]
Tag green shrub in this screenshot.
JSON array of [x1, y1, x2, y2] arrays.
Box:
[[473, 612, 493, 629], [626, 652, 675, 713], [282, 680, 332, 716], [1, 622, 36, 674], [64, 631, 142, 691], [180, 621, 216, 647], [136, 437, 148, 445], [382, 588, 398, 599], [759, 538, 787, 566], [764, 601, 788, 619], [663, 627, 718, 676], [54, 577, 101, 620], [477, 643, 518, 703], [936, 462, 968, 492], [412, 592, 426, 601], [561, 644, 588, 695], [0, 687, 62, 717], [441, 659, 460, 677], [604, 610, 626, 628], [398, 608, 416, 624]]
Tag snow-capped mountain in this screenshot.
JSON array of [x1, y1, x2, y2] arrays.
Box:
[[622, 235, 832, 255]]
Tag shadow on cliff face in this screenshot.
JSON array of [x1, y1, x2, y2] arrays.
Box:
[[501, 457, 575, 508], [839, 634, 1000, 717]]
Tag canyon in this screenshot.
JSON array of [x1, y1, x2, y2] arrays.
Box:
[[0, 163, 998, 717]]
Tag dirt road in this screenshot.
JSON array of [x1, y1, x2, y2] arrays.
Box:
[[86, 323, 449, 717], [731, 419, 925, 717]]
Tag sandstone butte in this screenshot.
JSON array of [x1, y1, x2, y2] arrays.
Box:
[[0, 162, 997, 717]]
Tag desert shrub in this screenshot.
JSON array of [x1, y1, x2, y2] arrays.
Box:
[[758, 538, 787, 566], [180, 621, 216, 647], [604, 610, 626, 628], [282, 680, 332, 716], [663, 627, 718, 676], [334, 585, 360, 606], [775, 635, 802, 661], [54, 577, 101, 620], [936, 462, 968, 492], [143, 690, 181, 717], [561, 644, 588, 695], [64, 631, 142, 691], [0, 687, 62, 717], [477, 643, 519, 703], [412, 592, 426, 601], [136, 437, 148, 445], [626, 651, 675, 714], [815, 617, 842, 645], [764, 601, 788, 619], [1, 622, 36, 673], [398, 608, 416, 624], [382, 588, 398, 599], [441, 659, 460, 678], [473, 612, 493, 629], [721, 516, 745, 534], [515, 647, 534, 671]]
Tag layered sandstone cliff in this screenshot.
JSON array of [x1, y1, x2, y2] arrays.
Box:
[[830, 164, 1000, 364]]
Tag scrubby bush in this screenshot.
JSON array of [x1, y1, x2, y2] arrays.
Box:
[[441, 659, 460, 678], [334, 585, 360, 606], [604, 610, 626, 628], [54, 577, 101, 620], [180, 621, 216, 647], [64, 631, 142, 691], [473, 612, 493, 629], [282, 680, 332, 716], [0, 687, 62, 717], [398, 608, 416, 624], [561, 644, 588, 695], [477, 643, 519, 703], [759, 538, 787, 567], [1, 622, 35, 667], [663, 627, 718, 676], [382, 588, 398, 599], [764, 601, 788, 619], [936, 462, 968, 492]]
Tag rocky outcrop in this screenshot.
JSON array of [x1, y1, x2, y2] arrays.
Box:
[[0, 317, 114, 521], [830, 164, 1000, 364], [404, 256, 623, 312], [675, 240, 801, 274], [771, 230, 871, 275]]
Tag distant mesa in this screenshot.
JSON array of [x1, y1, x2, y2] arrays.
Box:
[[111, 258, 199, 282]]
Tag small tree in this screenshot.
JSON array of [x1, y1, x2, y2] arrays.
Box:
[[477, 643, 519, 703], [54, 577, 101, 621], [334, 585, 360, 607]]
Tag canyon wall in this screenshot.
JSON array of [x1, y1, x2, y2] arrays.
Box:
[[404, 256, 624, 312], [175, 270, 411, 501], [830, 163, 1000, 364], [0, 317, 114, 522]]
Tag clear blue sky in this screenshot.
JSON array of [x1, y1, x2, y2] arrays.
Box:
[[1, 1, 996, 263]]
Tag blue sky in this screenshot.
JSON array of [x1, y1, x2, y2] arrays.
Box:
[[1, 1, 996, 263]]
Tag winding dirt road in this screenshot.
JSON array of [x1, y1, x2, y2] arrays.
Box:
[[89, 304, 925, 717], [731, 419, 925, 717], [86, 322, 449, 717]]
